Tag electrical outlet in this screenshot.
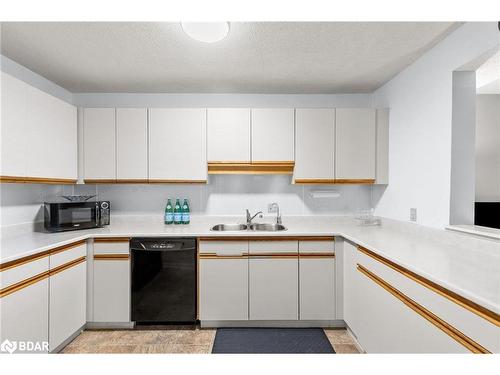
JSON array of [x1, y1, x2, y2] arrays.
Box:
[[268, 203, 278, 213], [410, 208, 417, 222]]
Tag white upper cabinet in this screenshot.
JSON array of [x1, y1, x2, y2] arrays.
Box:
[[251, 108, 295, 162], [25, 85, 77, 180], [116, 108, 148, 181], [335, 108, 376, 181], [1, 72, 77, 181], [294, 108, 335, 181], [376, 109, 390, 184], [149, 108, 207, 181], [1, 72, 27, 177], [83, 108, 116, 181], [207, 108, 251, 162]]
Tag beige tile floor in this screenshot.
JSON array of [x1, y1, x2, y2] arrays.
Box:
[[61, 328, 360, 354]]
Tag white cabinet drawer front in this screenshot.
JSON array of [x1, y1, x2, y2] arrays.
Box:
[[199, 258, 248, 321], [93, 259, 130, 322], [249, 240, 298, 254], [0, 257, 49, 289], [249, 258, 298, 320], [357, 247, 498, 353], [251, 108, 295, 162], [299, 258, 335, 320], [50, 243, 86, 269], [299, 240, 335, 254], [0, 278, 49, 352], [199, 241, 248, 256], [207, 108, 251, 162], [49, 261, 86, 351], [94, 240, 130, 255]]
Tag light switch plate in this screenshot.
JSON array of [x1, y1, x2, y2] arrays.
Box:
[[410, 208, 417, 222]]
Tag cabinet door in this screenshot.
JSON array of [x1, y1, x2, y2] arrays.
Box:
[[335, 108, 376, 180], [343, 241, 361, 334], [249, 241, 298, 320], [83, 108, 116, 180], [25, 86, 77, 180], [295, 108, 335, 181], [116, 108, 148, 180], [251, 108, 295, 162], [207, 108, 251, 162], [49, 261, 86, 351], [199, 241, 248, 321], [299, 240, 335, 320], [1, 72, 27, 177], [93, 239, 130, 323], [93, 258, 130, 322], [0, 257, 49, 353], [149, 108, 207, 181]]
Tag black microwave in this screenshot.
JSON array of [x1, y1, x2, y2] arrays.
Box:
[[44, 201, 110, 232]]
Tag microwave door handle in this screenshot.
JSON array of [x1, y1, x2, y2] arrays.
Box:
[[96, 203, 101, 227]]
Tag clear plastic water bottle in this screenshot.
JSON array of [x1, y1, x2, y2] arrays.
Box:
[[182, 199, 190, 225], [164, 199, 173, 225], [173, 199, 182, 224]]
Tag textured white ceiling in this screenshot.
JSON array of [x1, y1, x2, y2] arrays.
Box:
[[0, 22, 459, 93], [476, 49, 500, 94]]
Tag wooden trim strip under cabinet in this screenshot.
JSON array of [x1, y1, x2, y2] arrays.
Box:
[[0, 240, 86, 272], [248, 252, 298, 259], [84, 179, 207, 184], [294, 178, 375, 185], [147, 179, 208, 184], [198, 236, 334, 242], [49, 256, 86, 277], [93, 254, 130, 261], [299, 252, 335, 259], [94, 237, 130, 243], [199, 253, 249, 259], [358, 246, 500, 326], [208, 161, 294, 175], [0, 176, 77, 184], [357, 264, 490, 354]]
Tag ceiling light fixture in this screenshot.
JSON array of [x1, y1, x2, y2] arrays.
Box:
[[181, 22, 229, 43]]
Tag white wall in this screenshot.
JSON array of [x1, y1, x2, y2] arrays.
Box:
[[371, 22, 500, 229], [476, 94, 500, 202], [0, 176, 372, 228]]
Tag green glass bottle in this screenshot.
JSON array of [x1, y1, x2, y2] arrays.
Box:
[[173, 199, 182, 224], [164, 199, 173, 225], [182, 199, 190, 224]]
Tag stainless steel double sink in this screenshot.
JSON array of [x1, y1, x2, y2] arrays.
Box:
[[211, 223, 287, 232]]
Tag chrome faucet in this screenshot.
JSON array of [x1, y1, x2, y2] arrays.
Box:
[[269, 202, 282, 225], [246, 209, 263, 226]]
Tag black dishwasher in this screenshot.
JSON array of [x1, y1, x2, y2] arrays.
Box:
[[131, 237, 197, 324]]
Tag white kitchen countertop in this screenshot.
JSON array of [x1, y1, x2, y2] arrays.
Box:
[[446, 224, 500, 240], [1, 215, 499, 315]]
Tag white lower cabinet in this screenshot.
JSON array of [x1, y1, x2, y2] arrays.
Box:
[[92, 239, 130, 323], [249, 241, 298, 320], [0, 278, 49, 353], [49, 259, 86, 351], [299, 240, 335, 320], [343, 241, 484, 353], [199, 241, 249, 321]]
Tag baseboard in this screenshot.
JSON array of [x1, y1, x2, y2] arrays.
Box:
[[200, 320, 345, 328], [51, 323, 86, 353], [345, 325, 366, 353], [86, 322, 135, 329]]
